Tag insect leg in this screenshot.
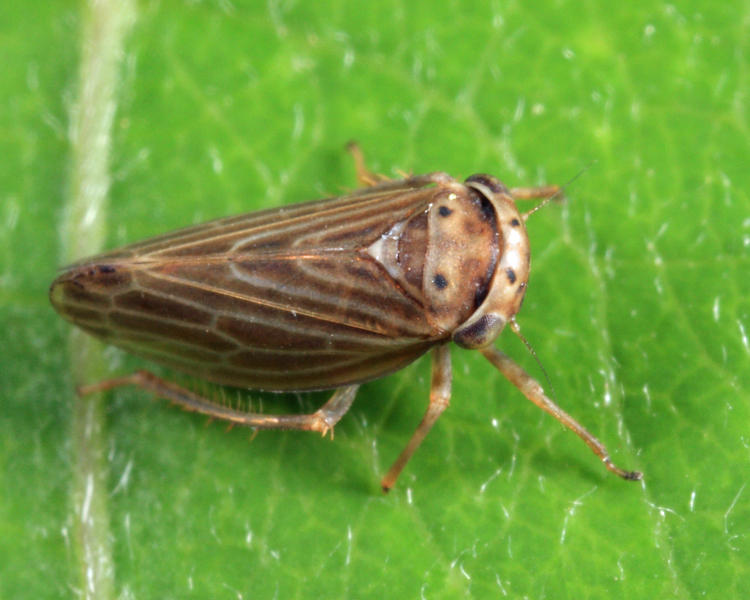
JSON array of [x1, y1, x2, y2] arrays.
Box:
[[509, 184, 561, 200], [479, 346, 642, 481], [78, 371, 359, 437], [346, 141, 389, 186], [511, 184, 565, 221], [381, 344, 452, 492], [346, 142, 455, 195]]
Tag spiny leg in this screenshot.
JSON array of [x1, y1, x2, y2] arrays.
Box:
[[381, 344, 452, 492], [78, 370, 359, 437], [480, 346, 642, 481]]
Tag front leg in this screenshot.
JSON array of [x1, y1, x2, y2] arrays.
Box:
[[480, 346, 642, 481]]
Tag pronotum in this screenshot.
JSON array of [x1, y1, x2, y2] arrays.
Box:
[[50, 145, 641, 491]]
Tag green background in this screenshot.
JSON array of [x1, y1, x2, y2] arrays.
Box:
[[2, 0, 748, 598]]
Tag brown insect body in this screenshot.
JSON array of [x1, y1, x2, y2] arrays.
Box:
[[51, 153, 641, 490], [51, 173, 524, 390]]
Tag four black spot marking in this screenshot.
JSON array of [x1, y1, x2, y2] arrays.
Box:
[[434, 203, 515, 293]]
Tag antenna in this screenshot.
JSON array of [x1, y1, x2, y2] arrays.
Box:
[[509, 317, 556, 402], [520, 161, 597, 221]]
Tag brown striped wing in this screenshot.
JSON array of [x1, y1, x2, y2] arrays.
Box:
[[50, 179, 451, 391]]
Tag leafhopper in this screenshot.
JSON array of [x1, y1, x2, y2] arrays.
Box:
[[50, 146, 641, 490]]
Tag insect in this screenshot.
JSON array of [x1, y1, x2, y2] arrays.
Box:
[[50, 144, 642, 490]]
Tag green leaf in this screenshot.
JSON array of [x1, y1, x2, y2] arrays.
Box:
[[3, 0, 748, 598]]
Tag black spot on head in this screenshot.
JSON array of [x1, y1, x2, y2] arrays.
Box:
[[506, 268, 516, 284], [510, 218, 520, 227], [98, 265, 116, 274], [433, 273, 448, 290], [438, 205, 452, 217]]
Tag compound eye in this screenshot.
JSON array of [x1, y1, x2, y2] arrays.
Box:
[[452, 313, 506, 349]]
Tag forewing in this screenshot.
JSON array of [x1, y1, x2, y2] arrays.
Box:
[[51, 179, 449, 390]]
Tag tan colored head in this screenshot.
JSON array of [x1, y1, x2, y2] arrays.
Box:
[[452, 174, 530, 349]]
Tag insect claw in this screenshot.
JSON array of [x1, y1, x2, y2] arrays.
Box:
[[316, 420, 334, 439], [604, 457, 643, 481]]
